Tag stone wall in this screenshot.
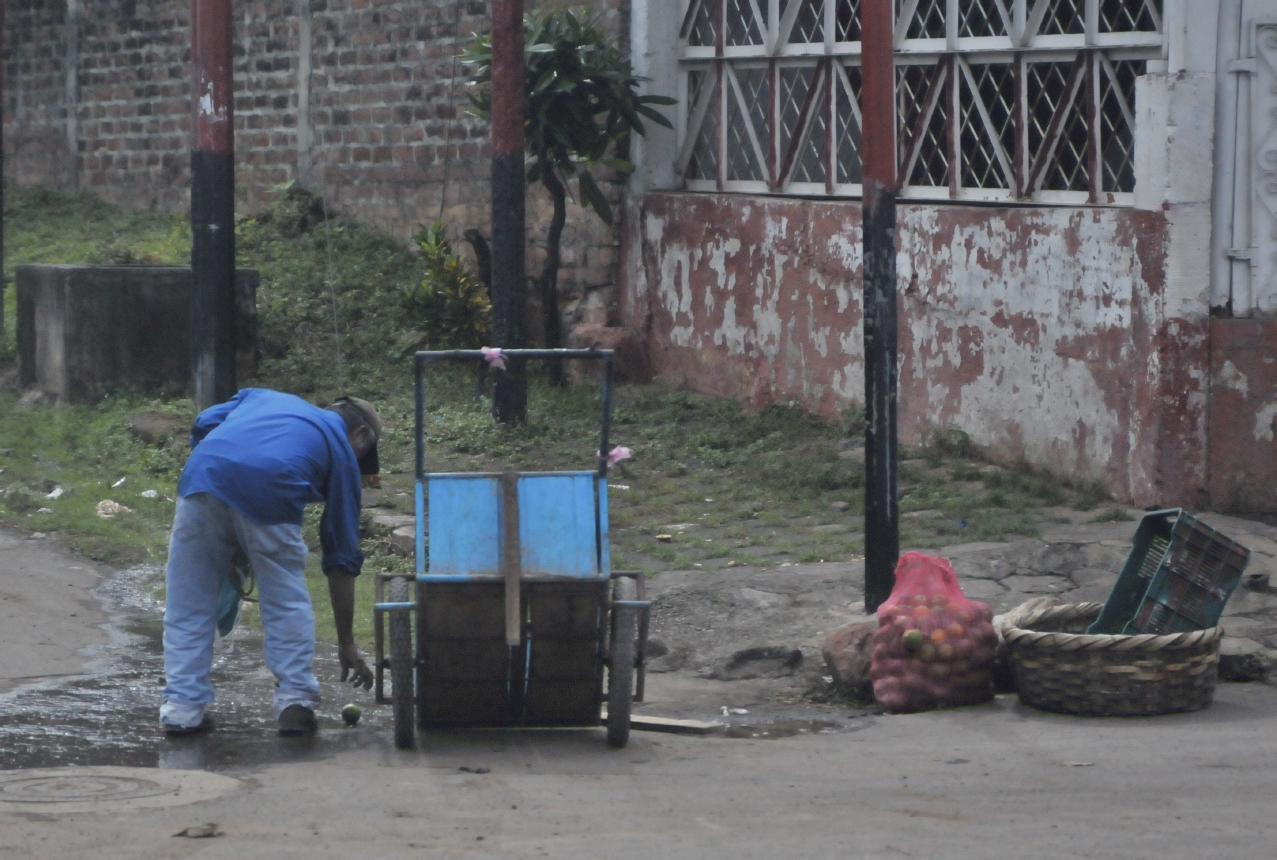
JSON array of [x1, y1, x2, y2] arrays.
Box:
[[3, 0, 632, 320], [5, 0, 74, 189]]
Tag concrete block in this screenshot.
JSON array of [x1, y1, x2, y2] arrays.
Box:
[[1218, 637, 1277, 683], [389, 526, 415, 556], [16, 265, 258, 404], [369, 513, 416, 531]]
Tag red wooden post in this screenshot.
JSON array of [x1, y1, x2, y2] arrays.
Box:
[[490, 0, 527, 422], [1, 0, 6, 337], [190, 0, 236, 410], [860, 0, 899, 612]]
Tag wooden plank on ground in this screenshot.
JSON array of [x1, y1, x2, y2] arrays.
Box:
[[602, 711, 724, 735]]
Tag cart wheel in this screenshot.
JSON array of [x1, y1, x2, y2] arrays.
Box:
[[388, 576, 415, 750], [607, 576, 638, 749]]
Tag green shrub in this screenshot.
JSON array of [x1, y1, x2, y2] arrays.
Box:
[[403, 223, 491, 349]]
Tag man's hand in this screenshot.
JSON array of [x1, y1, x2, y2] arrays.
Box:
[[326, 568, 373, 690], [338, 641, 374, 689]]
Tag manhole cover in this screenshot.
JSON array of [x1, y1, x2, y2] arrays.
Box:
[[0, 773, 167, 803], [0, 767, 240, 813]]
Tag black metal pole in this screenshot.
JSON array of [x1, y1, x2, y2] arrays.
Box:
[[489, 0, 527, 423], [415, 354, 426, 483], [598, 355, 614, 477], [190, 0, 237, 410], [861, 0, 899, 612]]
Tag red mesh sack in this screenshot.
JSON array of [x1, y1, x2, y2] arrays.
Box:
[[869, 552, 997, 714]]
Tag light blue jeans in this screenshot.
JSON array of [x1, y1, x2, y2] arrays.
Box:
[[160, 492, 321, 727]]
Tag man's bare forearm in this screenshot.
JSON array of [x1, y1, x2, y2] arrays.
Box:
[[325, 569, 358, 645]]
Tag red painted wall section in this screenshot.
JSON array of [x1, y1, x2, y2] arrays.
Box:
[[621, 191, 1215, 508], [624, 194, 865, 412], [1209, 319, 1277, 512]]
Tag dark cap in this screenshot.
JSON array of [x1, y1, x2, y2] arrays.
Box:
[[330, 396, 383, 476]]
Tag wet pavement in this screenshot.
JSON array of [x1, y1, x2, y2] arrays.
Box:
[[0, 564, 388, 772], [4, 508, 1277, 775], [5, 517, 1277, 858]]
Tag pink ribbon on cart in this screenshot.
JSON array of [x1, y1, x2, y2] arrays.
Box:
[[480, 347, 507, 371], [606, 446, 633, 466]]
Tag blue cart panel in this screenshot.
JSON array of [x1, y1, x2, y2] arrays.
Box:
[[425, 474, 501, 577], [424, 471, 609, 580]]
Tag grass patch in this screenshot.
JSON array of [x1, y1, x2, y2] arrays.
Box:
[[0, 392, 190, 566], [3, 186, 189, 275], [1088, 506, 1137, 524]]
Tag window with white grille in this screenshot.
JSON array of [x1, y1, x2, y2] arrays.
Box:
[[676, 0, 1165, 204]]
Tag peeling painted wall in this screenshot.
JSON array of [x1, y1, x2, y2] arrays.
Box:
[[1209, 319, 1277, 512], [621, 191, 1215, 508]]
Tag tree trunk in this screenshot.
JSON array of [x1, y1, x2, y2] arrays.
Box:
[[540, 155, 567, 385]]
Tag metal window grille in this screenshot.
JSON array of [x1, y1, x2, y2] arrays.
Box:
[[676, 0, 1163, 204]]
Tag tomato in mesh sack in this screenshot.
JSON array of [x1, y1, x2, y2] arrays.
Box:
[[869, 552, 997, 714]]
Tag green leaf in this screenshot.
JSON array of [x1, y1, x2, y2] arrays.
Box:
[[635, 104, 674, 129], [578, 171, 612, 226]]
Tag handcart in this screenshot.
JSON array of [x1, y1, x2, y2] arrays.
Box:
[[373, 349, 651, 749]]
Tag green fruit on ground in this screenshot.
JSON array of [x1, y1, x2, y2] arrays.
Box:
[[902, 629, 924, 652], [342, 703, 362, 726]]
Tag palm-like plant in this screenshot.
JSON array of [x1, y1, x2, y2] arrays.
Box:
[[465, 6, 675, 382]]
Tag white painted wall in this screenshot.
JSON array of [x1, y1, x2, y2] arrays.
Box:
[[629, 0, 682, 194], [1213, 0, 1277, 316], [1136, 71, 1218, 323]]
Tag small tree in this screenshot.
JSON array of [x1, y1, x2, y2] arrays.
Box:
[[465, 6, 674, 383], [402, 222, 492, 349]]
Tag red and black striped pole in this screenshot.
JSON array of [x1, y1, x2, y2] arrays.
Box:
[[861, 0, 899, 612], [190, 0, 237, 410], [1, 0, 6, 337], [489, 0, 527, 422]]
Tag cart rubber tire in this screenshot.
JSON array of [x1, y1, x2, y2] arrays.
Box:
[[607, 576, 638, 749], [388, 576, 415, 750]]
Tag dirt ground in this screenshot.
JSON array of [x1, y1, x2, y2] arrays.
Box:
[[5, 505, 1277, 742], [0, 529, 114, 695], [5, 512, 1277, 857], [630, 507, 1277, 730]]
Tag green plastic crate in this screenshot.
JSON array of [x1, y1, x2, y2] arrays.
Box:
[[1087, 509, 1251, 636]]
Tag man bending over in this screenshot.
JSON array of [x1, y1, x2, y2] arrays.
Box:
[[160, 389, 381, 737]]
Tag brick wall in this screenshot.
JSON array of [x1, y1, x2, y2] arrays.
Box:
[[3, 0, 633, 323], [5, 0, 73, 189], [77, 0, 191, 209]]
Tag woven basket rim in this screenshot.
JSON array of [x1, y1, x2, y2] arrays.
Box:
[[1002, 602, 1221, 652]]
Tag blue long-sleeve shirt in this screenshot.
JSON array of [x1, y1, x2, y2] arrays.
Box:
[[177, 388, 365, 577]]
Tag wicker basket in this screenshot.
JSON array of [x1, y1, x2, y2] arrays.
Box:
[[1002, 603, 1220, 717]]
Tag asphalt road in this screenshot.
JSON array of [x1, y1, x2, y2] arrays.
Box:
[[2, 684, 1276, 859]]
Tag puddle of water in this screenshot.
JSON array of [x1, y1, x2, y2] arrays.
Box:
[[0, 565, 390, 772]]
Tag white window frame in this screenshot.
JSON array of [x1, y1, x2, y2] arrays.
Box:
[[676, 0, 1167, 205]]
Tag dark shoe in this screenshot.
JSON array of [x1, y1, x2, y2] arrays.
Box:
[[278, 704, 318, 736], [163, 715, 214, 738]]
